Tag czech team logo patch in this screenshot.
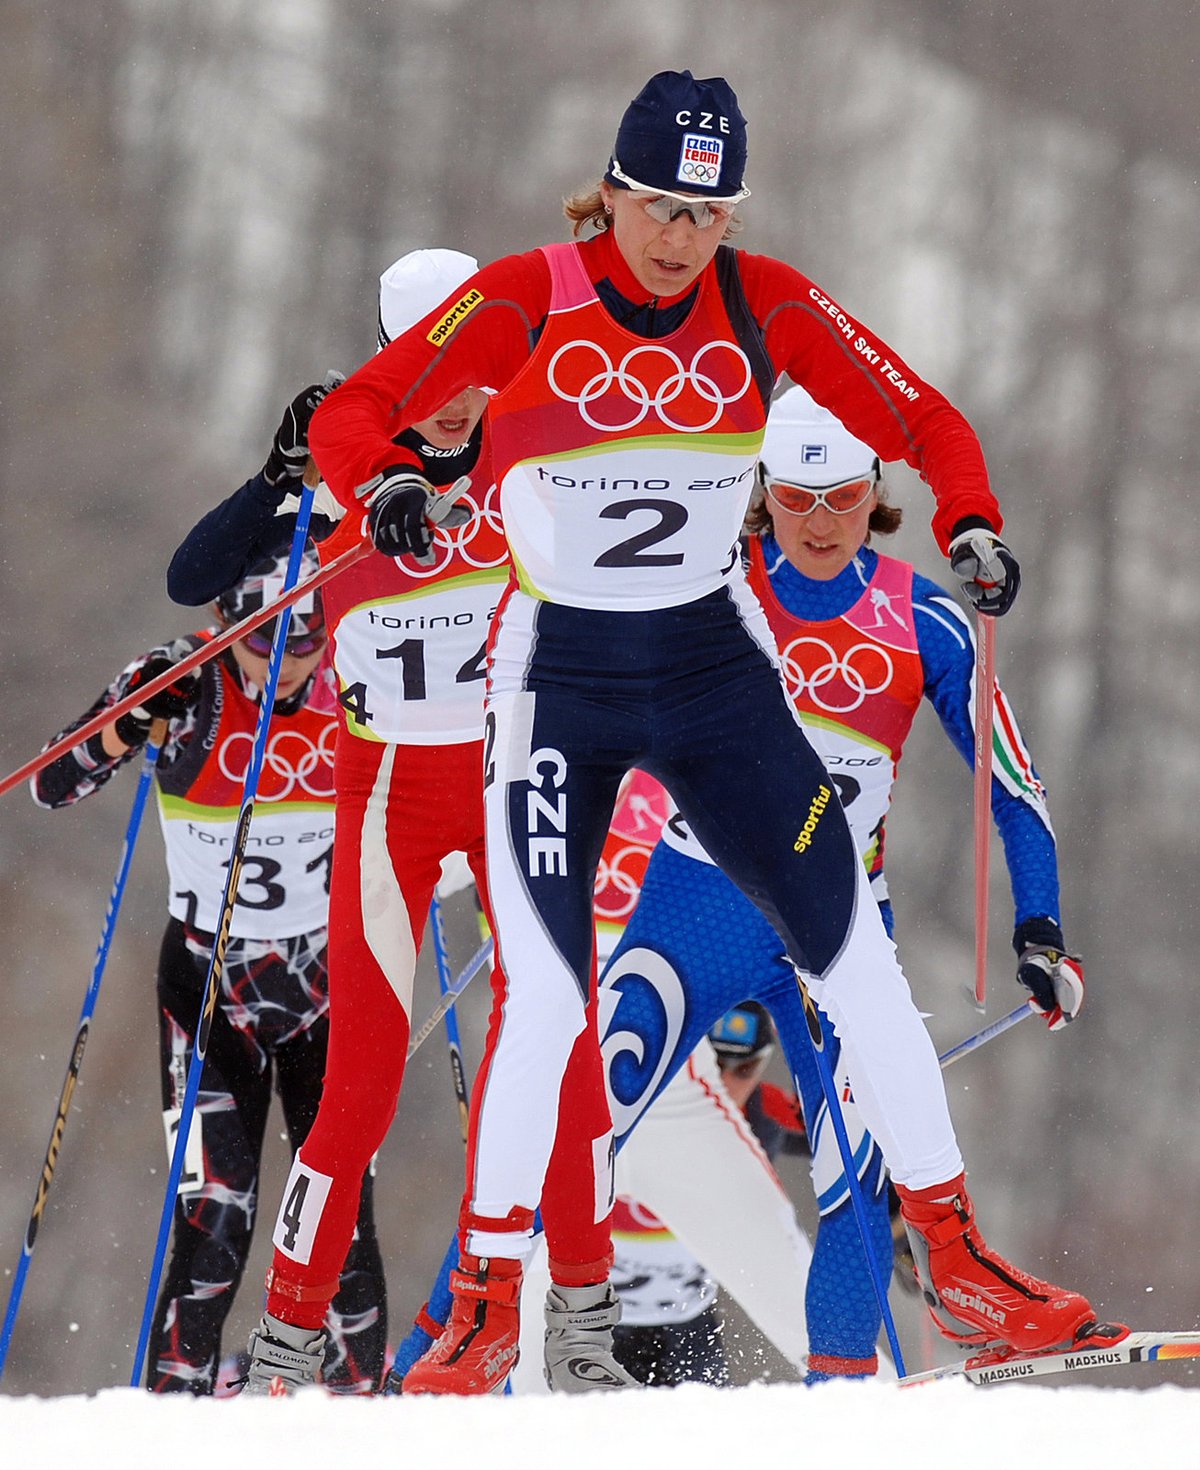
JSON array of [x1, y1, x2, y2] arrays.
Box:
[[677, 132, 724, 188]]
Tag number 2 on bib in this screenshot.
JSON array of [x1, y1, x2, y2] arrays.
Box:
[[594, 499, 688, 568]]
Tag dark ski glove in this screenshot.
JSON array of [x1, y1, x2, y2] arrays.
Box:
[[367, 471, 473, 566], [949, 519, 1021, 617], [113, 648, 200, 746], [1014, 917, 1084, 1031], [261, 372, 345, 490]]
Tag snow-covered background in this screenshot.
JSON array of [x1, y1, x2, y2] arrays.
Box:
[[3, 0, 1199, 1407]]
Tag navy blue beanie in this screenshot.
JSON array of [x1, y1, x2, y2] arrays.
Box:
[[605, 70, 748, 198]]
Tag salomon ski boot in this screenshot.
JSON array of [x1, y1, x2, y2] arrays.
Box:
[[240, 1313, 326, 1396], [544, 1280, 639, 1392]]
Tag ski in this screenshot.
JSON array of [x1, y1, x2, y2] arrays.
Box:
[[899, 1329, 1200, 1386]]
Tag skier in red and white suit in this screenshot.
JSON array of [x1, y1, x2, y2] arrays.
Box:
[[254, 253, 512, 1389], [310, 73, 1127, 1393], [170, 250, 510, 1393]]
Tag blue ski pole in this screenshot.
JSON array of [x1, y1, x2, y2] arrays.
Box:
[[129, 475, 317, 1388], [938, 1000, 1033, 1070], [428, 893, 501, 1384], [406, 936, 493, 1059], [0, 720, 167, 1382]]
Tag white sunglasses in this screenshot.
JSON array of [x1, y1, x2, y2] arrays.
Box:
[[763, 472, 878, 517], [609, 157, 751, 229]]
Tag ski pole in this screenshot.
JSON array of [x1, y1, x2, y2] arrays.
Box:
[[407, 937, 493, 1060], [938, 1000, 1033, 1071], [972, 614, 997, 1012], [428, 893, 472, 1146], [129, 479, 318, 1388], [0, 719, 168, 1382], [0, 477, 475, 805], [0, 539, 371, 804], [792, 969, 907, 1378]]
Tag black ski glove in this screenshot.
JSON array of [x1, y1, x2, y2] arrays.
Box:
[[948, 518, 1021, 617], [261, 372, 345, 490], [367, 471, 473, 566], [113, 651, 200, 746], [1013, 917, 1085, 1031]]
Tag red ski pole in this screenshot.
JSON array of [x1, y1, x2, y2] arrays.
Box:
[[0, 539, 371, 803]]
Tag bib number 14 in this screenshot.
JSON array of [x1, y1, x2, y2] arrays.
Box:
[[339, 638, 488, 726]]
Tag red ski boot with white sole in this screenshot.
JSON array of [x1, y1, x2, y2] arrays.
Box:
[[896, 1175, 1128, 1355], [402, 1252, 521, 1395]]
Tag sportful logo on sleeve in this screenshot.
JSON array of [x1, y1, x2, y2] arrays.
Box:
[[427, 290, 485, 346]]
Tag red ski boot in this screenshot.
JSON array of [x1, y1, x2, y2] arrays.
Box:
[[402, 1253, 522, 1395], [895, 1175, 1128, 1355]]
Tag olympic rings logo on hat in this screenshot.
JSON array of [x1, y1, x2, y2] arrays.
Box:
[[393, 482, 507, 579], [217, 725, 337, 801], [546, 339, 753, 434], [778, 636, 894, 713]]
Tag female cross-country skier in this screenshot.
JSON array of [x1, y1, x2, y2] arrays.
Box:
[[303, 70, 1126, 1392]]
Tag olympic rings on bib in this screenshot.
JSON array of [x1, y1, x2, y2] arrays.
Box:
[[546, 339, 753, 434], [217, 724, 337, 801], [778, 636, 894, 714], [594, 841, 653, 922]]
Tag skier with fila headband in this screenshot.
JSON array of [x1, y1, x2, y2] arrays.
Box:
[[593, 384, 1087, 1379], [747, 383, 1082, 1031], [309, 70, 1123, 1393], [32, 552, 387, 1395], [168, 250, 513, 1395]]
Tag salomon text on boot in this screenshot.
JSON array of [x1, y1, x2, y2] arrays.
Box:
[[544, 1279, 639, 1392], [240, 1313, 327, 1396]]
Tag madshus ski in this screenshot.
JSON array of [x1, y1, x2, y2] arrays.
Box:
[[900, 1329, 1200, 1387]]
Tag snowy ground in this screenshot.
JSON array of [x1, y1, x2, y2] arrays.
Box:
[[3, 1380, 1198, 1470]]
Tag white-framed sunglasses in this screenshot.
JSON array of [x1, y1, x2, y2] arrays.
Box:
[[609, 157, 751, 229], [763, 470, 879, 517]]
